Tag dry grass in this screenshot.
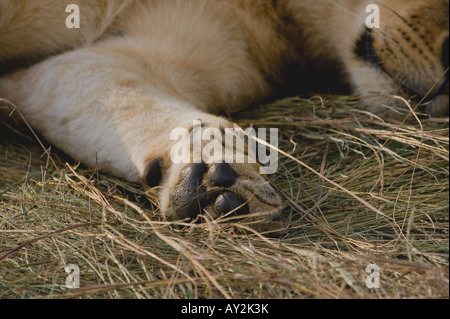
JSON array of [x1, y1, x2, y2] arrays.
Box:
[[0, 96, 448, 299]]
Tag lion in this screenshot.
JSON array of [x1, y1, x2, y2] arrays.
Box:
[[0, 0, 448, 224]]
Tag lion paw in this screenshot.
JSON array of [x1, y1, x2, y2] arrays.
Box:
[[160, 161, 283, 223]]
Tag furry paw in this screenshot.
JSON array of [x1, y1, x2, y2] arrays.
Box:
[[159, 161, 283, 223]]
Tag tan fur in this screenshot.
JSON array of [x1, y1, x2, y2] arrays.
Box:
[[0, 0, 448, 220]]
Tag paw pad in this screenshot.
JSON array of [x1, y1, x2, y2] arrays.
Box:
[[214, 191, 249, 216], [207, 163, 238, 187], [170, 162, 251, 220]]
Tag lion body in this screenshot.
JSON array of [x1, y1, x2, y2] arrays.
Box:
[[0, 0, 448, 218]]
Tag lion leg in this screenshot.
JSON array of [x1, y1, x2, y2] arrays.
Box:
[[0, 45, 283, 225]]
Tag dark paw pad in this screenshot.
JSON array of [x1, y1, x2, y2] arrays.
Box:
[[170, 163, 214, 220], [170, 163, 249, 220], [214, 192, 249, 216], [144, 157, 163, 187], [207, 163, 238, 187]]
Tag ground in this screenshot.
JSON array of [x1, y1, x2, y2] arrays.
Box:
[[0, 96, 448, 299]]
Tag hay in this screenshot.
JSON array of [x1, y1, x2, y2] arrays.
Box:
[[0, 96, 448, 299]]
